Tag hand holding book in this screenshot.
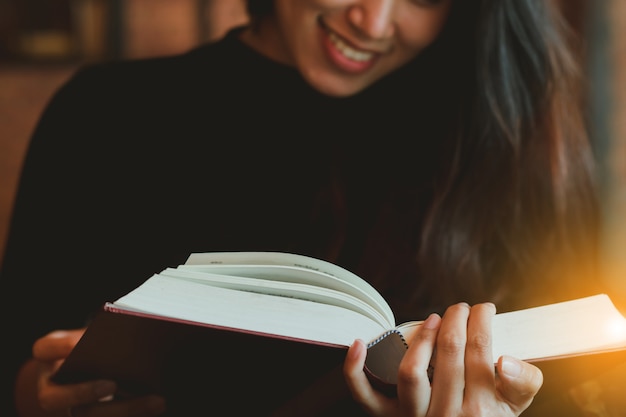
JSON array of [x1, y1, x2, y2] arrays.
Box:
[[343, 305, 544, 417], [51, 252, 626, 415]]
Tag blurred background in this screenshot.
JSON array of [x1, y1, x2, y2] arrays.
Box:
[[0, 0, 624, 298], [0, 0, 249, 266]]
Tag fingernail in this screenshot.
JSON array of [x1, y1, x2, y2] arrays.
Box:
[[423, 313, 441, 329], [501, 356, 522, 378], [93, 380, 117, 398], [348, 339, 365, 359]]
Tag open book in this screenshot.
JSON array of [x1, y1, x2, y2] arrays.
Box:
[[52, 252, 626, 414]]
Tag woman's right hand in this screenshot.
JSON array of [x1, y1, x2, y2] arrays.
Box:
[[16, 329, 166, 417]]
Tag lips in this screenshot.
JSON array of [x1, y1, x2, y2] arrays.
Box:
[[327, 30, 374, 62], [320, 22, 378, 73]]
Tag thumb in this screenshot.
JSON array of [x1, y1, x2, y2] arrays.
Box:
[[496, 356, 544, 413], [33, 329, 86, 361]]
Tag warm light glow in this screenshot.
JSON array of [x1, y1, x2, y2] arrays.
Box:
[[606, 317, 626, 341]]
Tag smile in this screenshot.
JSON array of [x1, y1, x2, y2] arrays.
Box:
[[325, 28, 375, 63]]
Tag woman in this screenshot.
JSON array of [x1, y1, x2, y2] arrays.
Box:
[[2, 0, 600, 416]]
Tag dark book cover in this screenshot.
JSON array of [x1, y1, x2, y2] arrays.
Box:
[[52, 308, 355, 416]]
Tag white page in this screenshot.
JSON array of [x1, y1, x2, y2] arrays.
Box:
[[113, 274, 388, 347], [177, 263, 392, 326], [491, 294, 626, 361], [185, 251, 394, 325], [397, 294, 626, 362], [158, 267, 391, 328]]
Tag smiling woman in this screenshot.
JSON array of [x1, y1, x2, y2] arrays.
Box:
[[1, 1, 612, 417], [240, 0, 453, 96]]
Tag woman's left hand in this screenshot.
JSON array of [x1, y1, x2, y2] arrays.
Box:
[[343, 302, 544, 417]]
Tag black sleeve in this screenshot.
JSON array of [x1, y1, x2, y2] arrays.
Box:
[[0, 65, 145, 416], [0, 46, 337, 416]]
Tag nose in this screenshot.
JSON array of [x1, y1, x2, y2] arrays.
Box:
[[347, 0, 396, 40]]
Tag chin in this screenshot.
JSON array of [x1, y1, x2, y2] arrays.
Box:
[[305, 73, 371, 97], [316, 84, 362, 97]]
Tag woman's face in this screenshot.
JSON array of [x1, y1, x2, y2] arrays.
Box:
[[247, 0, 453, 97]]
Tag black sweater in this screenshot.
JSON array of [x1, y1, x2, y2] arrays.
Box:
[[2, 27, 444, 416]]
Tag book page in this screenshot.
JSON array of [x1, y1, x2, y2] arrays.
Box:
[[395, 294, 626, 362], [184, 251, 395, 324], [158, 267, 391, 328], [177, 263, 393, 326], [492, 294, 626, 361], [112, 274, 388, 347]]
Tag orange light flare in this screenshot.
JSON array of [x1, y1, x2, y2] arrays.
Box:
[[606, 315, 626, 342]]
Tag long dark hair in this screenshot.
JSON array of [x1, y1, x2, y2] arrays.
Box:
[[245, 0, 601, 313], [414, 0, 601, 310]]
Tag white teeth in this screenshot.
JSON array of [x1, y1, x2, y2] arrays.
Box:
[[328, 31, 374, 62]]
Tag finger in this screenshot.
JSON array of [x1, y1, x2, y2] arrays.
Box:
[[464, 303, 496, 400], [429, 303, 470, 413], [397, 313, 441, 417], [71, 395, 166, 417], [33, 329, 86, 361], [343, 339, 397, 416], [495, 356, 543, 413]]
